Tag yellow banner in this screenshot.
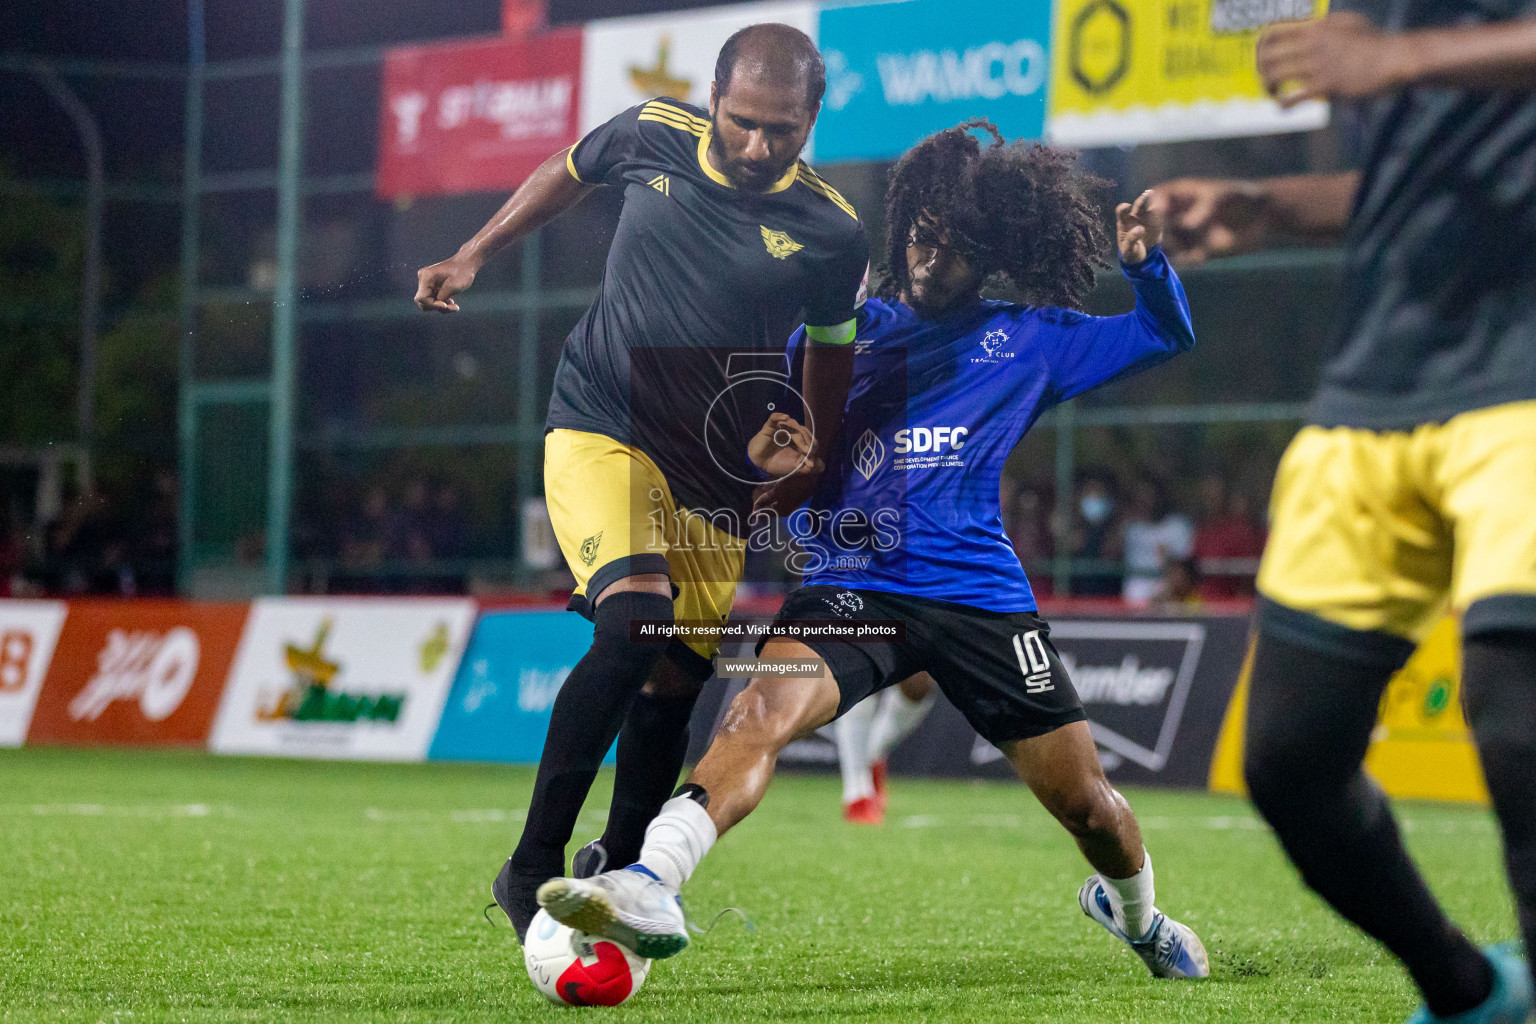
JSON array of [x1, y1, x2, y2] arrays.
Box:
[[1048, 0, 1330, 146], [1209, 616, 1488, 804]]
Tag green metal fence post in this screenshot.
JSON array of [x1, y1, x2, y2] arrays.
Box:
[[1052, 399, 1076, 597], [176, 0, 205, 595], [265, 0, 305, 595], [515, 233, 541, 583]]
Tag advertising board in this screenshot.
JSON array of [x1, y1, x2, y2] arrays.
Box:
[[377, 29, 583, 199], [1047, 0, 1330, 146], [210, 598, 476, 761], [0, 600, 67, 747], [579, 1, 817, 138], [1210, 616, 1488, 802], [816, 0, 1051, 162], [430, 609, 599, 763], [27, 601, 248, 747]]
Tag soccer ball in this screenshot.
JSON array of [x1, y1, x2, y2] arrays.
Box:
[[523, 909, 651, 1006]]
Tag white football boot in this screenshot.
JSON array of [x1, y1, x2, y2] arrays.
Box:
[[537, 866, 690, 960], [1079, 875, 1209, 979]]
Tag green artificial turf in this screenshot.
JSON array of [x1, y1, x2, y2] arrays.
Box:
[[0, 747, 1516, 1023]]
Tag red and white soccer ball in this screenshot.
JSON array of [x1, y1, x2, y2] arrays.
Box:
[[523, 909, 651, 1006]]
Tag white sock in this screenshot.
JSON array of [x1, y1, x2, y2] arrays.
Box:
[[867, 685, 937, 763], [637, 795, 717, 892], [835, 696, 879, 803], [1101, 849, 1157, 941]]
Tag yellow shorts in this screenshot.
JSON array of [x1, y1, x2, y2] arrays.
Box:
[[1258, 400, 1536, 656], [543, 428, 745, 660]]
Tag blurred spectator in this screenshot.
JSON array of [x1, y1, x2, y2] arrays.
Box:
[[1158, 556, 1203, 611], [1194, 479, 1267, 599], [133, 469, 178, 596], [234, 530, 265, 567], [398, 477, 473, 595], [1197, 472, 1226, 529], [399, 477, 434, 563], [1066, 470, 1123, 597], [1122, 478, 1193, 607], [0, 508, 23, 597], [32, 492, 133, 596], [429, 481, 469, 559], [1003, 484, 1053, 569], [341, 485, 397, 568]]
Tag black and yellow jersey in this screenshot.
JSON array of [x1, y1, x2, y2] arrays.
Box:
[[1318, 0, 1536, 429], [546, 98, 868, 523]]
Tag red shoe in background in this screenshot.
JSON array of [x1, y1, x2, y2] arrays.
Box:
[[871, 760, 889, 812], [843, 795, 884, 825]]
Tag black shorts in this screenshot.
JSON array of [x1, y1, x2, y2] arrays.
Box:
[[758, 586, 1086, 745]]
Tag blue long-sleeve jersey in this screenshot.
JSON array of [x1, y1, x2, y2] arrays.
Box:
[[783, 246, 1195, 612]]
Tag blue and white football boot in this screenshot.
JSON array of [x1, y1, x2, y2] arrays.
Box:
[[537, 865, 690, 960], [1403, 944, 1531, 1024], [1079, 875, 1210, 979]]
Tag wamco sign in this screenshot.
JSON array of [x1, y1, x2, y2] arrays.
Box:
[[875, 39, 1047, 106], [816, 0, 1052, 162]]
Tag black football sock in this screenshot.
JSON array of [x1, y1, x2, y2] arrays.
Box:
[[1463, 629, 1536, 989], [601, 688, 701, 868], [1245, 627, 1493, 1018], [508, 590, 674, 880]]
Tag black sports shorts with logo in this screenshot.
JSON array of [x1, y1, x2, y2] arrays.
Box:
[[758, 585, 1086, 745]]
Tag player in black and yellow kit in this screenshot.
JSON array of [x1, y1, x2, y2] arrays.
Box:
[[1156, 3, 1536, 1021], [415, 24, 867, 940]]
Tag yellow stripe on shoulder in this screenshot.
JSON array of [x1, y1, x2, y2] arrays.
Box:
[[643, 100, 709, 130], [638, 111, 705, 137], [797, 163, 858, 220]]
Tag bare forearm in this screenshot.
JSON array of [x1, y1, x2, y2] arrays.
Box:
[[457, 148, 591, 268], [1398, 17, 1536, 89], [800, 341, 855, 456], [1257, 171, 1361, 241]]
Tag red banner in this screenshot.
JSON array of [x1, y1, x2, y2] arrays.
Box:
[[26, 601, 248, 747], [377, 29, 583, 199]]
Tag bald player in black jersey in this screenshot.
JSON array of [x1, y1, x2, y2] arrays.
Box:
[[415, 24, 867, 942], [1155, 4, 1536, 1021]]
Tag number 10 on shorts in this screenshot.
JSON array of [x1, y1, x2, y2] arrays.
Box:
[[1013, 630, 1054, 694]]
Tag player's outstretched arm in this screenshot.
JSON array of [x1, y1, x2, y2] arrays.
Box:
[[413, 149, 593, 313], [1154, 172, 1360, 263], [1260, 11, 1536, 105], [1039, 190, 1196, 401]]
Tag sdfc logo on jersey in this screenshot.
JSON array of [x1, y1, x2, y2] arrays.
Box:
[[760, 226, 804, 260], [579, 532, 603, 567], [852, 429, 886, 480]]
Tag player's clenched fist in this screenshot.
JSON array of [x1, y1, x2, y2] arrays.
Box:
[[414, 253, 480, 313], [1115, 189, 1166, 265], [748, 412, 821, 481]]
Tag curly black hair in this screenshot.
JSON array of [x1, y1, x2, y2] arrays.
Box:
[[877, 119, 1111, 310]]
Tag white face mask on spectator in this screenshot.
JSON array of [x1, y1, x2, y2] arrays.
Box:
[[1081, 494, 1113, 525]]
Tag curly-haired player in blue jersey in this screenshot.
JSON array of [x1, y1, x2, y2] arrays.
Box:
[[535, 122, 1209, 979]]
